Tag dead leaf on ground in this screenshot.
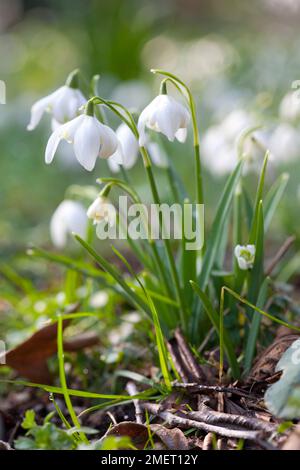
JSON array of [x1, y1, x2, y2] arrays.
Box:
[[0, 440, 13, 450], [104, 421, 189, 450], [282, 426, 300, 450], [247, 327, 300, 383], [150, 423, 189, 450], [0, 305, 99, 383], [105, 422, 148, 449]]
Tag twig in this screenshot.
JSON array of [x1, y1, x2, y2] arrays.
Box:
[[126, 381, 144, 424], [106, 411, 117, 425], [266, 236, 296, 276], [174, 329, 206, 381], [142, 403, 262, 441], [172, 381, 259, 399], [167, 339, 190, 382], [202, 432, 214, 450], [185, 403, 276, 434]]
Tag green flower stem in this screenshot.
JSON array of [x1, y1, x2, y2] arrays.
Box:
[[57, 315, 88, 444], [140, 145, 188, 332], [91, 95, 187, 327], [99, 179, 173, 300]]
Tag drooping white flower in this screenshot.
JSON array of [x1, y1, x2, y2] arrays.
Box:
[[45, 114, 119, 171], [138, 94, 190, 146], [87, 196, 116, 227], [27, 85, 86, 131], [234, 244, 255, 270], [108, 123, 139, 173], [50, 200, 87, 248]]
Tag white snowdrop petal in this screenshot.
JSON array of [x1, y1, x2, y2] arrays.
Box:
[[116, 123, 139, 168], [45, 128, 62, 164], [27, 92, 59, 131], [237, 257, 248, 270], [73, 116, 101, 171], [107, 157, 121, 173], [98, 124, 119, 159], [175, 128, 187, 143]]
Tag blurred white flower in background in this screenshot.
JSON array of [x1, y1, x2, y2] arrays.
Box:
[[147, 141, 169, 168], [269, 123, 300, 164], [27, 85, 86, 131], [138, 94, 190, 146], [279, 91, 300, 123], [142, 35, 237, 84], [234, 244, 256, 270], [108, 312, 141, 346], [50, 199, 87, 248], [45, 114, 119, 171], [202, 109, 258, 176], [89, 291, 109, 309]]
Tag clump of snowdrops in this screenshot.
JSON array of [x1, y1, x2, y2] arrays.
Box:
[[26, 68, 300, 439]]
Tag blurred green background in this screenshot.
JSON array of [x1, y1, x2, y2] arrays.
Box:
[[1, 0, 300, 255]]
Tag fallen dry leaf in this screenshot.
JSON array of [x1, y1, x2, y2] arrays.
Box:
[[105, 420, 189, 450], [0, 306, 99, 383], [105, 422, 149, 449], [282, 425, 300, 450], [150, 423, 189, 450], [247, 327, 300, 383]]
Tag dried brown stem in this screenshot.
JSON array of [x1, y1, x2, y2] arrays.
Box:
[[202, 432, 214, 450], [266, 236, 296, 276], [126, 381, 144, 424], [174, 329, 206, 381], [142, 403, 263, 441], [172, 381, 259, 398], [185, 403, 276, 434]]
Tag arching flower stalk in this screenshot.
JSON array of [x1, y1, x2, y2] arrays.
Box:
[[150, 69, 204, 206]]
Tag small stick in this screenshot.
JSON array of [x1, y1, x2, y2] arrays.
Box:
[[126, 381, 144, 424], [202, 432, 214, 450], [266, 236, 296, 276], [174, 329, 206, 381], [172, 382, 259, 399], [185, 404, 276, 434], [142, 403, 262, 441], [167, 339, 190, 382], [106, 411, 117, 425]]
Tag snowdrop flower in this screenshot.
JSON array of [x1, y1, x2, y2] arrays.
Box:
[[50, 200, 87, 248], [138, 93, 190, 146], [45, 102, 119, 171], [87, 196, 116, 227], [234, 244, 256, 270], [108, 123, 139, 173], [27, 70, 86, 131]]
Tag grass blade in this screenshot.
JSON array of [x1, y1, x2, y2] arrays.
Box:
[[190, 281, 240, 379]]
